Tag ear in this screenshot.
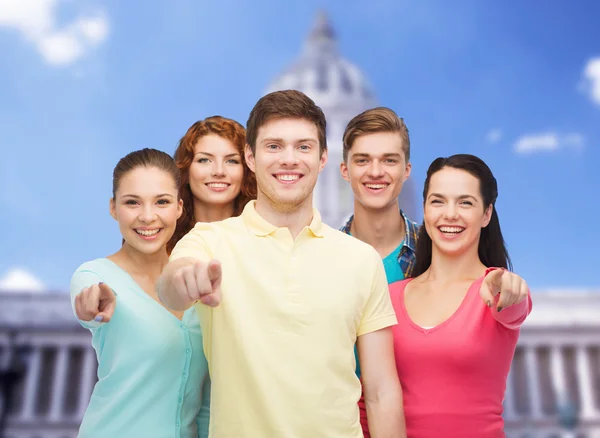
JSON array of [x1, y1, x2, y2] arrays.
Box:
[[482, 204, 493, 228], [109, 198, 117, 220], [340, 160, 350, 182], [244, 144, 256, 173], [403, 162, 412, 182], [176, 198, 184, 220], [318, 148, 328, 173]]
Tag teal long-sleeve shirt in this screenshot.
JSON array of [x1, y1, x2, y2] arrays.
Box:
[[70, 258, 210, 438]]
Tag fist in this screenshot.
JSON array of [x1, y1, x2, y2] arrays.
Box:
[[172, 259, 222, 308], [480, 269, 529, 312], [75, 282, 117, 323]]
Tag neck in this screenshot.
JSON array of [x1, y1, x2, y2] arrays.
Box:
[[423, 244, 486, 284], [351, 199, 405, 258], [110, 243, 169, 280], [194, 201, 235, 223], [254, 193, 314, 239]]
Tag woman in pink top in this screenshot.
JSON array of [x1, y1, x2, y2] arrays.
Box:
[[387, 154, 532, 438]]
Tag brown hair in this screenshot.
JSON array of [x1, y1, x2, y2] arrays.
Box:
[[342, 107, 410, 163], [112, 148, 180, 199], [246, 90, 327, 156], [168, 116, 257, 253]]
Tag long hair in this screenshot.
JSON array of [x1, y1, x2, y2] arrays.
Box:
[[167, 116, 257, 253], [411, 154, 512, 277]]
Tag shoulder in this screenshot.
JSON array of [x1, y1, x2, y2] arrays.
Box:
[[72, 258, 112, 278], [322, 225, 380, 255], [389, 278, 412, 294]]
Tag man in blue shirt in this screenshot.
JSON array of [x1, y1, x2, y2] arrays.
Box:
[[339, 107, 419, 380]]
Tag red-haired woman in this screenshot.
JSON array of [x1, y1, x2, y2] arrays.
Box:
[[168, 116, 256, 253]]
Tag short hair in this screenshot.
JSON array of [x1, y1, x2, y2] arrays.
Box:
[[342, 107, 410, 163], [246, 90, 327, 156]]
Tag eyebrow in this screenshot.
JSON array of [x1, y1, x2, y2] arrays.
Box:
[[121, 193, 175, 198], [194, 152, 241, 158], [261, 137, 318, 144], [428, 193, 479, 201], [352, 152, 402, 158]]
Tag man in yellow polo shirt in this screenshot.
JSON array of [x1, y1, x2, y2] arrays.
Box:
[[158, 90, 406, 437]]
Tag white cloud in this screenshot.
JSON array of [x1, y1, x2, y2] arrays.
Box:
[[0, 268, 45, 293], [580, 57, 600, 105], [0, 0, 109, 66], [514, 132, 585, 154], [486, 129, 502, 144]]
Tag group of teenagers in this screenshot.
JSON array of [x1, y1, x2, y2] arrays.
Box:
[[70, 89, 533, 438]]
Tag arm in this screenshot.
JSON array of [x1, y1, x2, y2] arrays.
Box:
[[70, 268, 114, 329], [157, 257, 198, 311], [480, 268, 533, 330], [158, 226, 221, 311], [358, 328, 406, 438]]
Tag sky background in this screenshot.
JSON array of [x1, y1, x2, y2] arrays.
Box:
[[0, 0, 599, 291]]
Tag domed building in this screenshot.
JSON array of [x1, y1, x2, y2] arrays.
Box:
[[265, 12, 420, 227]]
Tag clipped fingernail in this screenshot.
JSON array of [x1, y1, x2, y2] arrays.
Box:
[[487, 300, 492, 308], [497, 307, 503, 313], [94, 315, 103, 322]]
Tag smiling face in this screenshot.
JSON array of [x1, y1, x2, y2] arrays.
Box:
[[188, 134, 244, 210], [245, 117, 327, 213], [110, 166, 183, 255], [424, 167, 492, 258], [341, 131, 411, 211]]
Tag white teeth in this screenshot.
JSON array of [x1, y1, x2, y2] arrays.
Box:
[[207, 183, 229, 188], [365, 184, 388, 189], [136, 229, 160, 236], [439, 226, 464, 234], [277, 174, 300, 181]]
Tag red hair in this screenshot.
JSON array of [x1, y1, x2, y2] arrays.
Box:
[[167, 116, 257, 253]]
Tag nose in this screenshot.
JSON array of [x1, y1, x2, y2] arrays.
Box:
[[367, 159, 384, 178], [211, 159, 225, 177], [443, 202, 459, 220], [139, 204, 157, 223], [278, 146, 299, 166]]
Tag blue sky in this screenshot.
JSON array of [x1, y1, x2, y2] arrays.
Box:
[[0, 0, 598, 291]]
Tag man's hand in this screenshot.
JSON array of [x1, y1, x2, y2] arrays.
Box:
[[480, 269, 528, 312], [74, 282, 116, 323], [171, 259, 222, 308]]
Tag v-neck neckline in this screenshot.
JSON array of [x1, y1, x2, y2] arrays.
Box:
[[400, 277, 477, 335], [101, 258, 187, 323]]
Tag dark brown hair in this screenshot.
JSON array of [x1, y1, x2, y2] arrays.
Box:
[[342, 107, 410, 163], [112, 148, 179, 198], [168, 116, 256, 253], [246, 90, 327, 156]]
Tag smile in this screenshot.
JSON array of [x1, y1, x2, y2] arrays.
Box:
[[206, 182, 230, 191], [438, 226, 465, 235], [135, 228, 162, 238], [363, 182, 389, 190], [274, 174, 302, 183]]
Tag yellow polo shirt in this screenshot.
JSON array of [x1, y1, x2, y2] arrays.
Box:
[[170, 201, 397, 438]]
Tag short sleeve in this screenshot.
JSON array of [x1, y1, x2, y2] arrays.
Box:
[[357, 251, 398, 337], [70, 267, 106, 330], [170, 224, 213, 263]]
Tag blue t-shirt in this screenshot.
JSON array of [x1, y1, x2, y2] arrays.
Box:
[[355, 241, 405, 378]]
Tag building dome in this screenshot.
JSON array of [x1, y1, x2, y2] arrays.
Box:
[[266, 12, 377, 116]]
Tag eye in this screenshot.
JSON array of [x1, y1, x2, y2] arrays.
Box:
[[125, 200, 138, 205], [227, 159, 241, 164], [157, 199, 171, 205], [197, 158, 210, 163], [461, 201, 473, 206], [267, 144, 279, 150], [298, 144, 310, 150], [430, 199, 443, 204], [384, 159, 399, 164], [355, 159, 368, 164]]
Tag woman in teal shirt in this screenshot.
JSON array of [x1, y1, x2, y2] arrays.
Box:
[[71, 148, 211, 437]]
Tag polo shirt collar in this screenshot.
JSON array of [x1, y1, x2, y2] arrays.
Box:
[[242, 201, 324, 238]]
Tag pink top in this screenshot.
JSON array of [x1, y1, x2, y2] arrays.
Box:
[[359, 269, 532, 438]]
